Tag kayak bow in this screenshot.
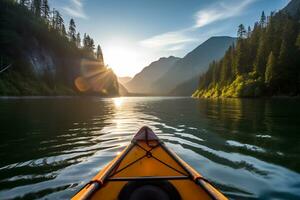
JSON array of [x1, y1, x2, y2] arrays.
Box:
[[72, 126, 228, 200]]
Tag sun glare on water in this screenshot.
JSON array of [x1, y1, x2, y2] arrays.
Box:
[[113, 98, 123, 108]]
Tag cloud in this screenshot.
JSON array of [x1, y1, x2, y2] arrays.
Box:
[[140, 0, 256, 52], [63, 0, 87, 19], [140, 30, 197, 49], [194, 0, 256, 28], [167, 44, 186, 51]]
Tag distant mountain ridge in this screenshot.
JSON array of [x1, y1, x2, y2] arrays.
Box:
[[153, 36, 236, 94], [125, 56, 180, 94], [118, 77, 132, 85]]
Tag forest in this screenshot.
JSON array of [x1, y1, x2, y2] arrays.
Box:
[[193, 10, 300, 98], [0, 0, 118, 96]]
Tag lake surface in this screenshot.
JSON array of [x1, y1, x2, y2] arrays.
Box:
[[0, 97, 299, 200]]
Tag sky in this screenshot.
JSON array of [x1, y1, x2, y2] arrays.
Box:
[[49, 0, 290, 77]]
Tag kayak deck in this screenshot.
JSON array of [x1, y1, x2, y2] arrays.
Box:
[[72, 126, 228, 200]]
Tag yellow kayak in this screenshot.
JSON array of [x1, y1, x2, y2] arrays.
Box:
[[72, 126, 228, 200]]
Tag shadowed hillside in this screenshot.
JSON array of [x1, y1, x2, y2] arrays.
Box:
[[0, 0, 119, 96], [125, 56, 180, 94], [153, 36, 236, 94]]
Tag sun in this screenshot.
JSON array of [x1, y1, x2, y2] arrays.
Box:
[[104, 45, 138, 77]]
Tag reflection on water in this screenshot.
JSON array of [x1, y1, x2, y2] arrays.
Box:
[[0, 97, 299, 200]]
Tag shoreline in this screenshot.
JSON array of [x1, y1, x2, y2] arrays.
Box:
[[192, 95, 300, 100]]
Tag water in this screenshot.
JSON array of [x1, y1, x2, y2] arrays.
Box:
[[0, 97, 299, 200]]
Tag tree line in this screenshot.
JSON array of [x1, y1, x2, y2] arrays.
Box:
[[17, 0, 103, 60], [0, 0, 118, 95], [193, 10, 300, 98]]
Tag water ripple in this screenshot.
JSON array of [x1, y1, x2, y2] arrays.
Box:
[[0, 97, 299, 199]]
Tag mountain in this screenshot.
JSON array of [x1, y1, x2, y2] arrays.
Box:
[[152, 36, 236, 94], [125, 56, 180, 94], [0, 0, 119, 96], [118, 83, 129, 96], [118, 76, 132, 85], [193, 6, 300, 98], [169, 76, 199, 96], [282, 0, 300, 16]]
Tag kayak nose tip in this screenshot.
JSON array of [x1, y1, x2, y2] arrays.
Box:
[[133, 126, 159, 141]]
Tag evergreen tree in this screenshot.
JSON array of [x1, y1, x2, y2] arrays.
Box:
[[247, 26, 252, 38], [61, 24, 67, 36], [31, 0, 42, 17], [68, 18, 76, 43], [83, 33, 88, 49], [254, 35, 267, 77], [83, 33, 95, 53], [265, 52, 277, 85], [260, 11, 266, 27], [76, 33, 81, 48], [57, 14, 65, 35], [237, 24, 246, 38], [89, 38, 95, 51], [41, 0, 50, 20], [96, 45, 104, 62]]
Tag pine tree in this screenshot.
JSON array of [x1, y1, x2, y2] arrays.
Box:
[[260, 11, 266, 27], [254, 35, 267, 77], [247, 26, 252, 38], [51, 8, 56, 29], [96, 45, 104, 65], [61, 24, 67, 37], [57, 13, 65, 35], [82, 34, 95, 53], [68, 19, 76, 43], [31, 0, 42, 17], [194, 6, 300, 97], [237, 24, 246, 38], [90, 38, 95, 51], [235, 41, 246, 74], [96, 45, 102, 59], [83, 33, 87, 47], [265, 52, 277, 85], [41, 0, 50, 20], [76, 33, 81, 48]]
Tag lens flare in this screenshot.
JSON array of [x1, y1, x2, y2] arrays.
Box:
[[74, 59, 117, 94]]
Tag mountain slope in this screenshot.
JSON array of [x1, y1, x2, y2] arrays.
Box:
[[169, 76, 199, 96], [152, 36, 236, 94], [282, 0, 300, 16], [125, 56, 180, 94], [118, 77, 132, 85]]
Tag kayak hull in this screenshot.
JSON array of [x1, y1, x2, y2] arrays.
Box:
[[72, 126, 228, 200]]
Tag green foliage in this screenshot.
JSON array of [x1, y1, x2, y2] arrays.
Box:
[[265, 52, 277, 86], [237, 24, 246, 38], [193, 72, 263, 98], [0, 0, 118, 96], [68, 18, 76, 43], [194, 9, 300, 98]]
